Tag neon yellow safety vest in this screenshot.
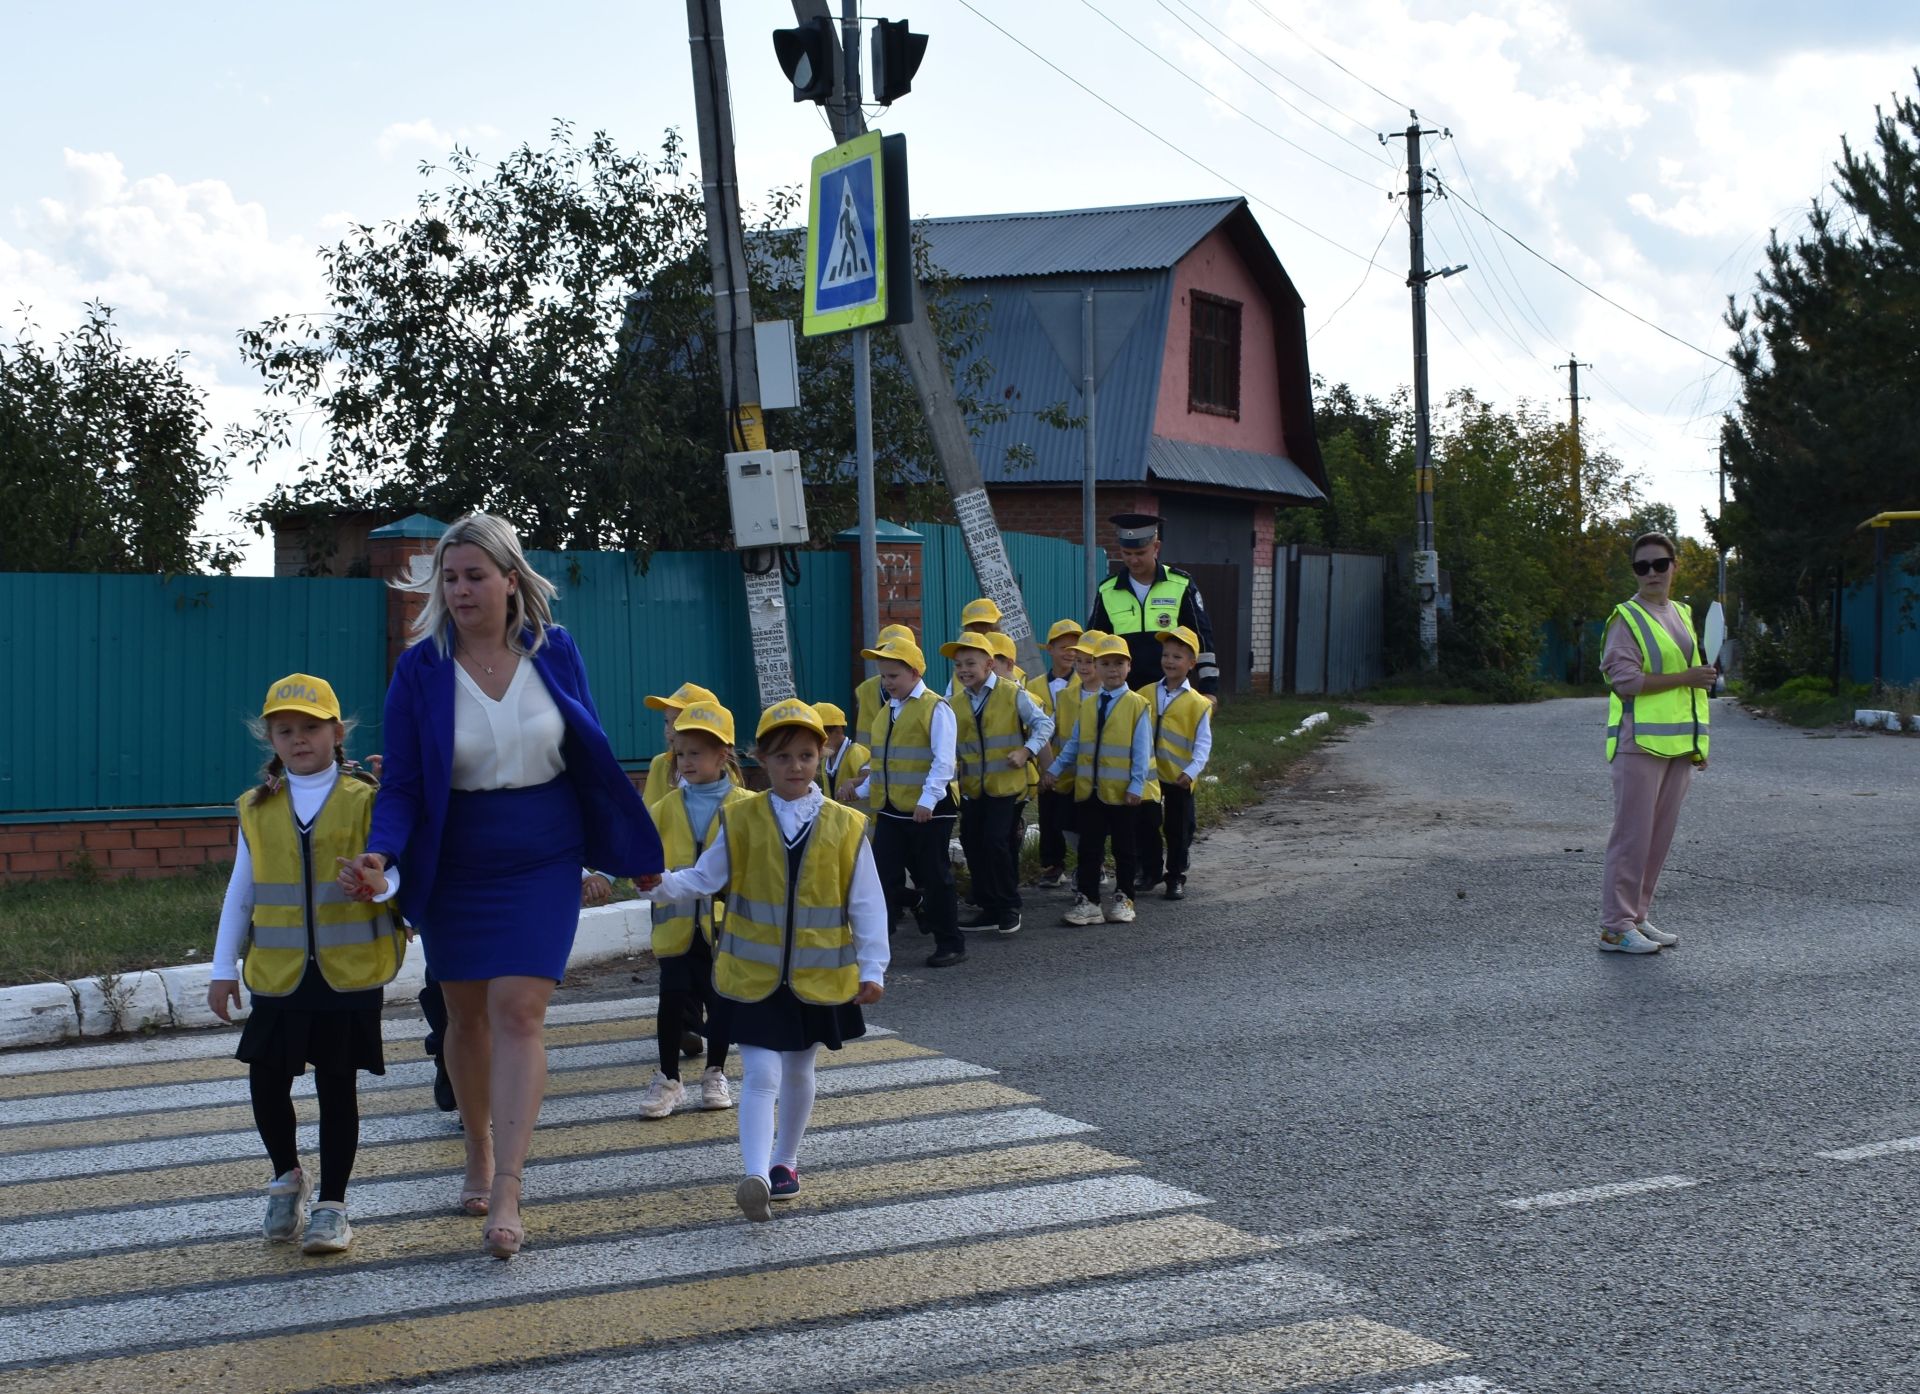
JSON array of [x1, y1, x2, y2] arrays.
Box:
[[1073, 686, 1156, 805], [952, 679, 1029, 799], [237, 775, 406, 996], [851, 675, 884, 752], [821, 739, 872, 798], [1606, 598, 1710, 762], [871, 689, 944, 813], [1097, 571, 1190, 636], [712, 794, 866, 1005], [1032, 672, 1080, 798], [1148, 682, 1210, 783], [648, 782, 752, 958]]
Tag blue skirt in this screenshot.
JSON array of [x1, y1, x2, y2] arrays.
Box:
[[421, 779, 586, 982]]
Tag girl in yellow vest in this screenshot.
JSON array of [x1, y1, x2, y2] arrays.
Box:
[[1042, 634, 1156, 925], [639, 701, 751, 1119], [1032, 619, 1084, 888], [1599, 531, 1715, 953], [637, 701, 888, 1221], [642, 682, 735, 805], [1136, 626, 1214, 901], [207, 674, 407, 1256]]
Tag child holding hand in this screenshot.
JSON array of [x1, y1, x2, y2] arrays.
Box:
[[1042, 634, 1155, 926], [814, 702, 871, 804], [1137, 625, 1214, 901]]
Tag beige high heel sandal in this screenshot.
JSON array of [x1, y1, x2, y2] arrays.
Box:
[[482, 1172, 523, 1259]]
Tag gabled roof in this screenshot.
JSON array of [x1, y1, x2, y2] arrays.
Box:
[[919, 198, 1245, 281]]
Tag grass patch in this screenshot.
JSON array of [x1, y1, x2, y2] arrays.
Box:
[[0, 861, 230, 987], [1735, 676, 1870, 729]]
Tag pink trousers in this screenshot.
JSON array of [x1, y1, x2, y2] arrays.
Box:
[[1601, 746, 1694, 934]]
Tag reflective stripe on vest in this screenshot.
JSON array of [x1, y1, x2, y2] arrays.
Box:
[[1151, 686, 1207, 782], [712, 796, 864, 1006], [953, 679, 1028, 799], [237, 776, 405, 997], [1034, 673, 1079, 796], [1073, 687, 1151, 804], [1605, 599, 1710, 763], [871, 691, 941, 813], [1099, 571, 1191, 636], [648, 783, 751, 958]]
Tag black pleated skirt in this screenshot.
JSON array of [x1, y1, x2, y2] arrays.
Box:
[[721, 985, 865, 1053], [236, 992, 386, 1076]]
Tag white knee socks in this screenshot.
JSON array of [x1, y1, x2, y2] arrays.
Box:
[[737, 1044, 820, 1181]]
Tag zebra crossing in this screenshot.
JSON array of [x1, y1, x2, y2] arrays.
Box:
[[0, 997, 1515, 1393]]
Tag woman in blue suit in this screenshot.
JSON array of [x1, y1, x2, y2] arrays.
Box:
[[339, 513, 662, 1258]]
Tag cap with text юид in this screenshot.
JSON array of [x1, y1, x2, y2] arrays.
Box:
[[756, 700, 827, 742], [645, 681, 720, 713], [262, 674, 341, 722], [959, 597, 1002, 627], [1046, 618, 1085, 643], [811, 701, 849, 729], [939, 633, 995, 661], [1155, 625, 1202, 655], [861, 636, 927, 674], [673, 703, 736, 746]]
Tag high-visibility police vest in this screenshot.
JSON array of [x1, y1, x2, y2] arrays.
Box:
[[649, 782, 752, 958], [821, 739, 872, 797], [713, 795, 865, 1006], [1148, 682, 1210, 784], [1032, 672, 1080, 798], [237, 775, 405, 996], [1606, 598, 1710, 763], [1073, 686, 1155, 805], [952, 679, 1028, 799], [871, 689, 944, 813], [1097, 570, 1191, 637]]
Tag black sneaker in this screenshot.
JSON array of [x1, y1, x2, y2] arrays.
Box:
[[924, 947, 968, 968], [996, 914, 1022, 938], [769, 1164, 800, 1199], [679, 1030, 705, 1059], [957, 905, 997, 929], [1164, 876, 1186, 901], [432, 1056, 458, 1113]]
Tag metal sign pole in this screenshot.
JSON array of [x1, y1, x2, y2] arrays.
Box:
[[855, 327, 879, 646], [1082, 289, 1098, 610]]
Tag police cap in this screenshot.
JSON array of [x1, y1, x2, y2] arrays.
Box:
[[1109, 513, 1162, 546]]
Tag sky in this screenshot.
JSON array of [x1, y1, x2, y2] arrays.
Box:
[[4, 0, 1918, 574]]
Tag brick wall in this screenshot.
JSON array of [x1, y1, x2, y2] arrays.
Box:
[[984, 486, 1163, 554], [1250, 502, 1276, 693], [0, 818, 237, 882]]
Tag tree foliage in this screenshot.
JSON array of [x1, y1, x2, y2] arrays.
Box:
[[0, 303, 239, 574], [1721, 71, 1920, 618]]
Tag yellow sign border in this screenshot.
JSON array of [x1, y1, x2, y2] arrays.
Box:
[[803, 131, 888, 336]]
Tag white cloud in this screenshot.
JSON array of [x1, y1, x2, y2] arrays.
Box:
[[375, 118, 501, 161]]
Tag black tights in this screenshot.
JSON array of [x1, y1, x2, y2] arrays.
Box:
[[656, 990, 728, 1080], [249, 1064, 360, 1203]]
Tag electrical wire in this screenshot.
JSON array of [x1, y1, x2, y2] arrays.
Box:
[[1310, 200, 1403, 339], [1242, 0, 1411, 111], [1445, 145, 1560, 347]]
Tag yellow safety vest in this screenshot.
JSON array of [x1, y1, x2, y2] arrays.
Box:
[[1606, 599, 1710, 762], [648, 782, 752, 958], [952, 678, 1029, 799], [1032, 672, 1079, 797], [1097, 570, 1190, 636], [821, 739, 872, 797], [1073, 686, 1155, 805], [237, 775, 405, 996], [713, 795, 866, 1005], [851, 675, 884, 752], [1147, 682, 1210, 783], [871, 689, 944, 813]]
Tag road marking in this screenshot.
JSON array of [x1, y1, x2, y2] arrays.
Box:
[[1500, 1175, 1700, 1211], [0, 1100, 1087, 1262], [1817, 1135, 1920, 1162]]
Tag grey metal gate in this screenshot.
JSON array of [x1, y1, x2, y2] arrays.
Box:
[[1275, 545, 1387, 694]]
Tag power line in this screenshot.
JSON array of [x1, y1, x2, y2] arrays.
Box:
[[1242, 0, 1410, 111], [1310, 200, 1405, 339], [1445, 145, 1560, 347]]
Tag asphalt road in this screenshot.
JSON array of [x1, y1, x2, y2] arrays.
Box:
[[878, 695, 1920, 1393]]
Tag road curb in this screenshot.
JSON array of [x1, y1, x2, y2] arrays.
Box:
[[0, 901, 652, 1052]]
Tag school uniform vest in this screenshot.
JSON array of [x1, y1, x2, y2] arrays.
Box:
[[1033, 672, 1080, 797], [713, 796, 865, 1006], [819, 739, 872, 797], [1150, 683, 1210, 783], [238, 775, 406, 997], [952, 679, 1028, 799], [649, 783, 752, 958], [1097, 571, 1191, 637], [1606, 598, 1710, 762], [1073, 686, 1156, 805], [871, 690, 943, 814]]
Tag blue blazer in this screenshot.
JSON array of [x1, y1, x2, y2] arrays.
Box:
[[368, 625, 664, 925]]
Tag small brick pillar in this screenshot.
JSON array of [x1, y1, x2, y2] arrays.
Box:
[[367, 514, 447, 676], [1250, 502, 1276, 693], [837, 520, 924, 697]]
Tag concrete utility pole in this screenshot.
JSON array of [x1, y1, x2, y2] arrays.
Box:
[[687, 0, 796, 705], [1717, 441, 1728, 610], [790, 0, 1045, 679], [1402, 114, 1446, 670], [1562, 356, 1588, 521]]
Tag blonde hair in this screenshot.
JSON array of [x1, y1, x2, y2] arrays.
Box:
[[402, 513, 559, 655], [671, 726, 744, 784]]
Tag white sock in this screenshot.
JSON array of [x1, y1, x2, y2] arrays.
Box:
[[737, 1045, 781, 1181], [772, 1045, 820, 1171]]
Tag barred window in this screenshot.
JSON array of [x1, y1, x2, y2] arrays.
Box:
[[1188, 292, 1241, 419]]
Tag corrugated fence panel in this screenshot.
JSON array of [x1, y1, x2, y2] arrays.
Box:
[[786, 548, 853, 709], [1327, 553, 1386, 694], [908, 521, 1087, 691], [1293, 553, 1330, 694], [1842, 555, 1920, 687]]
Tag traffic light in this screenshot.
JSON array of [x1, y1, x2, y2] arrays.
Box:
[[772, 16, 839, 105], [870, 19, 927, 105]]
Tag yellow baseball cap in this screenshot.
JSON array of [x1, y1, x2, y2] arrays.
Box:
[[1154, 625, 1201, 654], [877, 623, 915, 645], [261, 674, 340, 721], [960, 597, 1002, 627], [1071, 629, 1109, 655], [1091, 634, 1131, 660], [985, 631, 1017, 662], [673, 702, 736, 745], [811, 700, 848, 727], [939, 633, 995, 660], [645, 681, 720, 713], [861, 636, 927, 673], [1046, 618, 1084, 643], [756, 699, 826, 742]]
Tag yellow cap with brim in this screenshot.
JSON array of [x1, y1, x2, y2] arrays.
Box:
[[1092, 634, 1131, 660], [645, 681, 720, 713], [861, 636, 927, 673], [959, 597, 1002, 627], [877, 623, 914, 645], [262, 674, 341, 721], [811, 700, 848, 728], [1071, 629, 1109, 656], [756, 699, 826, 742], [1154, 625, 1202, 654], [939, 633, 995, 660], [985, 631, 1017, 661], [1046, 619, 1084, 643], [673, 702, 736, 745]]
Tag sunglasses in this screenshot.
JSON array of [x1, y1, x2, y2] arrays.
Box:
[[1631, 557, 1675, 576]]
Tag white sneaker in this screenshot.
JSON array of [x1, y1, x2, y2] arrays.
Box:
[[1062, 895, 1105, 926], [299, 1201, 353, 1255], [262, 1166, 311, 1243], [1636, 920, 1678, 947], [700, 1066, 734, 1111], [637, 1070, 686, 1119], [1104, 894, 1136, 924], [1599, 926, 1662, 954]]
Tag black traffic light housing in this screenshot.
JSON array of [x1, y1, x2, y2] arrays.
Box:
[[870, 19, 927, 105], [773, 16, 840, 105]]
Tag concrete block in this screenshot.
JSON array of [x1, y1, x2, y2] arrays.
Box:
[[69, 971, 172, 1037], [155, 963, 250, 1030], [569, 902, 651, 969], [0, 983, 79, 1049]]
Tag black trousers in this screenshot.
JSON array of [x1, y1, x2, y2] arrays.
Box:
[[874, 807, 960, 953], [960, 794, 1022, 916], [1137, 785, 1196, 883], [1074, 798, 1137, 901], [1037, 788, 1073, 868], [419, 974, 446, 1059]]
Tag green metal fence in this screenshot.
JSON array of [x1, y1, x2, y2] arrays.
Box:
[[909, 521, 1085, 692]]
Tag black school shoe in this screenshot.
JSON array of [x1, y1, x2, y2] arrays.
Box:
[[1164, 876, 1186, 901], [432, 1056, 458, 1113], [925, 947, 968, 968]]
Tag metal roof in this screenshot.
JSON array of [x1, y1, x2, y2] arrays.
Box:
[[920, 199, 1246, 281], [1144, 436, 1326, 502]]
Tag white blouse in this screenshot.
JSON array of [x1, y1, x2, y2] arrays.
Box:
[[452, 658, 567, 791]]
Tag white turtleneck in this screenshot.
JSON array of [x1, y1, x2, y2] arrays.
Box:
[[211, 764, 399, 981], [642, 786, 888, 987]]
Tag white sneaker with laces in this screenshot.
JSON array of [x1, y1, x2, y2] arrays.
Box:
[[1636, 920, 1678, 946], [1104, 894, 1136, 924], [700, 1066, 734, 1111], [637, 1070, 686, 1119], [262, 1166, 311, 1243], [1062, 895, 1105, 926], [1599, 926, 1662, 954]]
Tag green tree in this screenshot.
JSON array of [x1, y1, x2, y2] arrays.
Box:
[[0, 303, 240, 574]]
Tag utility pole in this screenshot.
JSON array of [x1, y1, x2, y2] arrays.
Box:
[[1402, 114, 1446, 670], [687, 0, 795, 705], [1716, 441, 1728, 610], [1562, 356, 1588, 521]]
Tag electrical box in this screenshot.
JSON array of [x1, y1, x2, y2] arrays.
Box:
[[754, 320, 801, 412], [726, 450, 810, 549]]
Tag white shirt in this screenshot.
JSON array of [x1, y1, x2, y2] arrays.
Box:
[[878, 680, 957, 812], [643, 787, 890, 986], [452, 658, 567, 791], [1127, 574, 1152, 602], [1153, 677, 1214, 781], [212, 764, 400, 980]]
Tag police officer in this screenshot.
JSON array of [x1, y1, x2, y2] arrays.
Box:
[[1087, 513, 1219, 696]]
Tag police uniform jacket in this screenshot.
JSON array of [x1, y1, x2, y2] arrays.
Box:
[[1088, 563, 1219, 696]]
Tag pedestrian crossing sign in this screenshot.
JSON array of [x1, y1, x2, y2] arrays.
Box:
[[804, 131, 911, 335]]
